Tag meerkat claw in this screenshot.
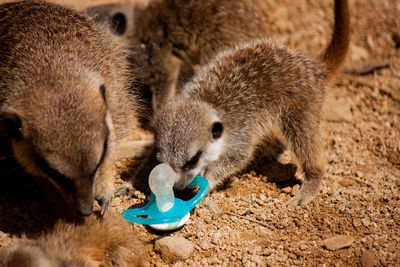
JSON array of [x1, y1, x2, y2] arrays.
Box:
[[98, 196, 112, 216], [115, 182, 134, 198]]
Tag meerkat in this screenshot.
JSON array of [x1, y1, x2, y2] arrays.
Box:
[[0, 214, 145, 267], [151, 0, 350, 207], [0, 0, 151, 216], [85, 0, 272, 117]]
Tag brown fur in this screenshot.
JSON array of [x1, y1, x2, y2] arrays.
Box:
[[85, 0, 271, 116], [152, 0, 350, 207], [0, 214, 145, 267], [0, 0, 149, 216]]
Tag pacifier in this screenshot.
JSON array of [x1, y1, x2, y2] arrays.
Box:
[[122, 163, 209, 231]]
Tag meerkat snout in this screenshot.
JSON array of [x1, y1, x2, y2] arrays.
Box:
[[155, 100, 225, 189]]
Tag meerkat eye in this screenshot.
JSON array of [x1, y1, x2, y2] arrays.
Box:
[[99, 84, 107, 104], [211, 122, 223, 140], [111, 12, 127, 35], [182, 151, 202, 171], [92, 137, 108, 179], [3, 115, 23, 140]]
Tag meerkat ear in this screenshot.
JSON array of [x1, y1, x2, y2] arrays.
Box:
[[84, 4, 134, 37], [211, 122, 223, 140], [2, 114, 23, 140]]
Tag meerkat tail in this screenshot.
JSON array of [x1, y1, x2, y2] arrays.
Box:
[[321, 0, 350, 77], [255, 0, 350, 77]]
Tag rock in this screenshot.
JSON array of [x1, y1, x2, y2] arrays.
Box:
[[259, 193, 267, 202], [291, 185, 300, 196], [356, 171, 364, 178], [282, 187, 292, 193], [132, 190, 141, 198], [361, 218, 371, 227], [339, 178, 353, 187], [299, 243, 308, 251], [154, 236, 194, 262], [353, 218, 362, 228], [211, 232, 222, 245], [199, 241, 210, 250], [239, 232, 257, 241], [209, 257, 220, 265], [323, 235, 355, 251]]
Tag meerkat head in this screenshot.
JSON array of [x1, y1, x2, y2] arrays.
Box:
[[155, 100, 225, 190], [1, 67, 110, 216]]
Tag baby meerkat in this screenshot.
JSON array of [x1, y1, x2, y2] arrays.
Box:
[[153, 0, 350, 207], [0, 214, 145, 267], [85, 0, 271, 116], [0, 1, 149, 216]]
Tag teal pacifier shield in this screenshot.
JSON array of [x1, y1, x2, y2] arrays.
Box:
[[122, 176, 209, 225]]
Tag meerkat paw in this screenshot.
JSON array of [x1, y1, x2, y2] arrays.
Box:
[[95, 183, 115, 216], [286, 187, 316, 208]]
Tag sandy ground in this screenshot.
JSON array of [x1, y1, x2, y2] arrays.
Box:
[[0, 0, 399, 266]]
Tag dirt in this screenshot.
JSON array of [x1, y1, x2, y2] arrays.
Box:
[[0, 0, 399, 266]]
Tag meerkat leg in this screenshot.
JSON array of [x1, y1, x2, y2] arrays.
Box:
[[204, 143, 257, 191], [95, 139, 154, 215], [95, 154, 116, 215], [281, 118, 324, 207]]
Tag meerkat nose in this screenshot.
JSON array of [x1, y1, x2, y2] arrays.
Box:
[[77, 201, 93, 216]]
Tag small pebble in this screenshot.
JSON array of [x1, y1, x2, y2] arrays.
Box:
[[361, 218, 371, 227], [353, 218, 362, 228], [154, 236, 194, 263], [258, 226, 268, 235], [133, 190, 141, 198], [282, 187, 292, 193], [199, 241, 210, 250], [299, 243, 308, 251], [255, 198, 264, 206], [339, 178, 353, 187], [360, 251, 378, 267], [291, 184, 300, 196], [203, 215, 212, 224], [196, 231, 204, 238], [209, 257, 220, 265]]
